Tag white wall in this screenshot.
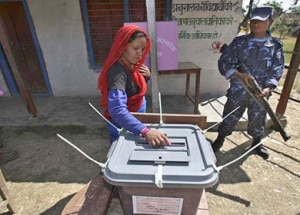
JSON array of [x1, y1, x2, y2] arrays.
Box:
[[0, 0, 243, 98], [157, 0, 243, 98], [27, 0, 99, 96], [28, 0, 243, 98]]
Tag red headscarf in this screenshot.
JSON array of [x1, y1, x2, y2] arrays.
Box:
[[98, 25, 151, 119]]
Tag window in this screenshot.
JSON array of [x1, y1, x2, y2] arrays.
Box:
[[80, 0, 169, 69]]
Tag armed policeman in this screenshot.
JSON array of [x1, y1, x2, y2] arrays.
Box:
[[212, 6, 285, 159]]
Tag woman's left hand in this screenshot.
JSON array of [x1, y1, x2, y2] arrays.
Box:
[[138, 64, 151, 78]]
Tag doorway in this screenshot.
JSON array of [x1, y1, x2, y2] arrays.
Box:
[[0, 1, 49, 95]]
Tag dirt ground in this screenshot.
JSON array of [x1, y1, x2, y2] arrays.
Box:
[[0, 92, 299, 215]]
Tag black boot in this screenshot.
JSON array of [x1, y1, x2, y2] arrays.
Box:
[[251, 137, 269, 160], [212, 135, 225, 152]]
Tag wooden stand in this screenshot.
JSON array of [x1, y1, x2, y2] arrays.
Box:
[[131, 112, 207, 129], [61, 173, 115, 215], [0, 169, 16, 214], [196, 190, 210, 215], [62, 174, 210, 215]]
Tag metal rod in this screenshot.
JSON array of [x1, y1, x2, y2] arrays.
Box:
[[146, 0, 159, 112], [88, 102, 122, 133], [202, 106, 240, 133], [158, 92, 164, 124], [57, 133, 106, 168]]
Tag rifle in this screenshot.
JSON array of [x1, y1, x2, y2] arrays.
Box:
[[237, 63, 290, 142]]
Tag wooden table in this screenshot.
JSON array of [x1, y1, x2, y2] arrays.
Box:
[[158, 62, 201, 114]]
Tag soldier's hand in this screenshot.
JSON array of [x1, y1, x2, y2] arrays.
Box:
[[235, 72, 253, 88], [261, 87, 272, 98]]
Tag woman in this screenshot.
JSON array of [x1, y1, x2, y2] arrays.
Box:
[[98, 25, 170, 147]]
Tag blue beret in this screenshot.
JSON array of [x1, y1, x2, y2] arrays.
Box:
[[250, 6, 274, 21]]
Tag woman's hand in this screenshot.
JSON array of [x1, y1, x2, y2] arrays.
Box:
[[144, 129, 171, 148], [138, 64, 151, 78]]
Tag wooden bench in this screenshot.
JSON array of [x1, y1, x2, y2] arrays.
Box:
[[62, 173, 210, 215], [61, 173, 115, 215], [0, 169, 16, 214], [131, 112, 207, 129]]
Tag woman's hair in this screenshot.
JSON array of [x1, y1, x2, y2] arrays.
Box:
[[129, 31, 147, 43], [98, 25, 151, 113]]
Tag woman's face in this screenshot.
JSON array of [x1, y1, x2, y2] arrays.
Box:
[[121, 37, 147, 68]]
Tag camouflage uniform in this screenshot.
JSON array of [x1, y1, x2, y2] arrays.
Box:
[[217, 32, 284, 139]]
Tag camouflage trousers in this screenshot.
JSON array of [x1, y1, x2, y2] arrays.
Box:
[[217, 91, 267, 139]]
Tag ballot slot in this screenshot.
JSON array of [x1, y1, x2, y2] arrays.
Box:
[[135, 136, 187, 148], [129, 136, 190, 163]]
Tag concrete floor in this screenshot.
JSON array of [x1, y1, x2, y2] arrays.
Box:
[[0, 94, 281, 132]]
